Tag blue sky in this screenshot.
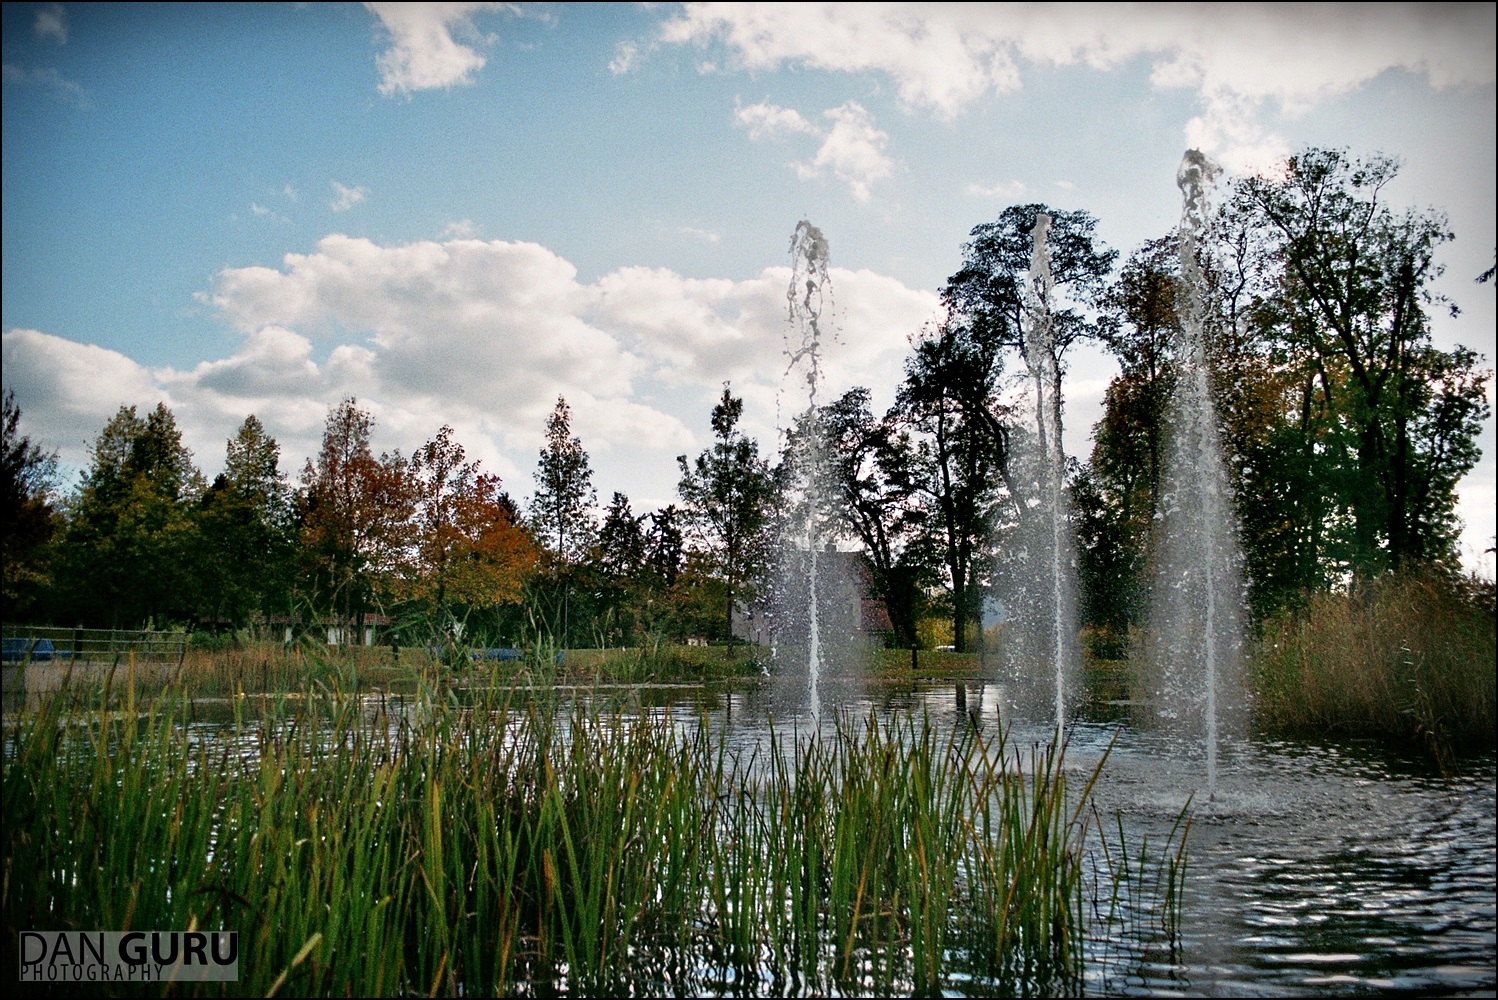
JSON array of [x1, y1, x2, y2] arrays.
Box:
[[4, 3, 1495, 572]]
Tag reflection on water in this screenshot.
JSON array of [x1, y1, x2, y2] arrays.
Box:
[[5, 672, 1493, 997]]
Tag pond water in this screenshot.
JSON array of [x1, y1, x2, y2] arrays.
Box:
[[515, 681, 1496, 997], [6, 672, 1493, 996]]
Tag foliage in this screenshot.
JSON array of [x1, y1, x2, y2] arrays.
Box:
[[0, 390, 58, 617], [677, 385, 776, 638], [1251, 567, 1496, 759], [531, 396, 597, 564], [1229, 147, 1490, 574], [297, 398, 411, 630], [192, 415, 296, 631], [401, 425, 536, 640], [818, 387, 934, 647], [896, 323, 1003, 651], [53, 403, 204, 628]]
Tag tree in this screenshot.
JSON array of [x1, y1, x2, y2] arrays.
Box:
[[529, 396, 597, 644], [1231, 147, 1491, 573], [677, 385, 775, 639], [588, 491, 648, 643], [531, 397, 597, 564], [943, 203, 1118, 471], [298, 399, 411, 638], [403, 425, 534, 639], [1, 391, 59, 617], [193, 415, 294, 631], [55, 403, 204, 627], [818, 387, 932, 648], [896, 330, 1002, 651]]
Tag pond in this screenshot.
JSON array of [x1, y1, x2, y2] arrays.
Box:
[[4, 672, 1494, 996], [487, 680, 1497, 997]]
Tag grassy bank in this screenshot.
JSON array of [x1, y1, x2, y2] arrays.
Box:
[[1250, 569, 1496, 759], [2, 680, 1182, 996]]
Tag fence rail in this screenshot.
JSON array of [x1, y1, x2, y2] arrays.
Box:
[[1, 626, 188, 665]]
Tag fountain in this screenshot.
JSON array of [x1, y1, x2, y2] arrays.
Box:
[[772, 220, 853, 719], [1149, 149, 1247, 798], [1004, 212, 1080, 729]]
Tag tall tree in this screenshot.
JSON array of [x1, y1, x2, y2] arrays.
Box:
[[942, 203, 1117, 474], [1231, 147, 1490, 572], [299, 399, 411, 638], [193, 415, 294, 631], [55, 403, 204, 627], [819, 387, 931, 648], [531, 397, 597, 564], [1, 391, 59, 618], [530, 396, 597, 643], [677, 385, 775, 639], [403, 425, 534, 638], [589, 491, 648, 643], [896, 330, 1002, 651]]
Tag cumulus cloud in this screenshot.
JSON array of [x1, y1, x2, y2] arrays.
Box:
[[662, 4, 1497, 170], [366, 1, 507, 96], [6, 236, 938, 502], [796, 102, 892, 202], [329, 181, 368, 212], [737, 99, 894, 201]]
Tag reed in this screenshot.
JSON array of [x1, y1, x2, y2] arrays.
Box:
[[3, 676, 1183, 996], [1251, 568, 1496, 758]]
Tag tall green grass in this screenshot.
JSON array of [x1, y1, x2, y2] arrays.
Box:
[[1251, 568, 1496, 760], [3, 679, 1182, 996]]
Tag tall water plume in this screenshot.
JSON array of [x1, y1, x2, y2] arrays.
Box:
[[1151, 150, 1246, 798], [1007, 212, 1079, 728], [776, 220, 836, 718]]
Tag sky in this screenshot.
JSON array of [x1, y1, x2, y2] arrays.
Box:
[[3, 3, 1495, 574]]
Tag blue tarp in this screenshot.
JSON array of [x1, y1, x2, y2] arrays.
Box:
[[1, 638, 55, 663]]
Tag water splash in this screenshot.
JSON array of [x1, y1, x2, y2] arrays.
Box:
[[1008, 212, 1078, 730], [1152, 149, 1246, 800], [783, 220, 833, 719]]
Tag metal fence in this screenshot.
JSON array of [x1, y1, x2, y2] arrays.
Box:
[[1, 625, 188, 665]]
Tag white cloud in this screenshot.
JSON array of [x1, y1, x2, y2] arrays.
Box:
[[366, 2, 507, 96], [283, 184, 299, 202], [442, 218, 479, 238], [967, 179, 1028, 199], [1, 328, 165, 465], [6, 237, 938, 504], [737, 99, 894, 201], [661, 4, 1496, 167], [678, 226, 721, 244], [795, 102, 892, 203], [609, 39, 639, 75], [34, 4, 67, 45], [2, 64, 89, 107], [330, 181, 368, 212], [735, 99, 817, 139]]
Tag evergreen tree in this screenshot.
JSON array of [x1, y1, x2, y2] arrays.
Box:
[[55, 403, 203, 627], [1, 391, 59, 618], [677, 385, 775, 639], [530, 396, 597, 643]]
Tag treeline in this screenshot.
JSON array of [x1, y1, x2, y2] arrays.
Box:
[[2, 148, 1490, 650]]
